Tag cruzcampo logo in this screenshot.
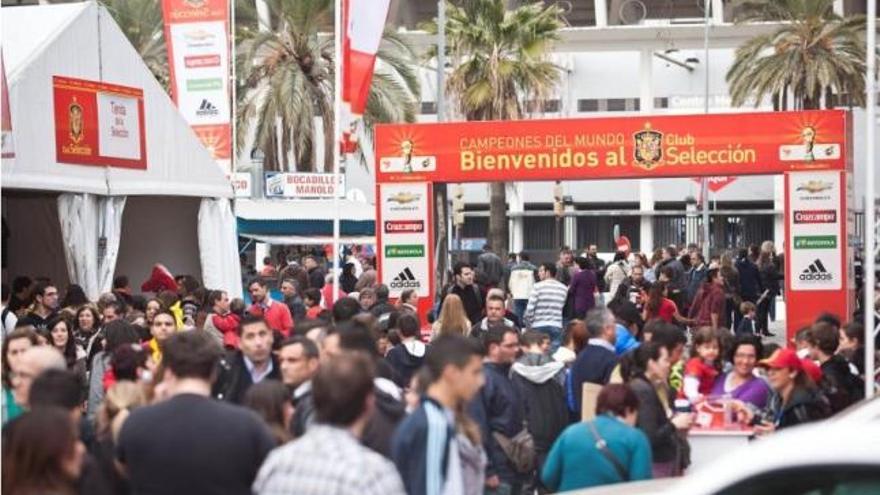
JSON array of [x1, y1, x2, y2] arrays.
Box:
[[794, 235, 837, 249], [385, 245, 425, 258]]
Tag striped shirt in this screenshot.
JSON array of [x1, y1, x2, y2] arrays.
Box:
[[524, 279, 568, 328]]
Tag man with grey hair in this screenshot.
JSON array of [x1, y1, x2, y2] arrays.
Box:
[[11, 346, 66, 409], [569, 308, 619, 413]]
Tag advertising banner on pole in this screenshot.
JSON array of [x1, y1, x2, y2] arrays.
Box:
[[377, 182, 432, 298], [52, 76, 146, 169], [161, 0, 231, 164], [788, 170, 843, 291]]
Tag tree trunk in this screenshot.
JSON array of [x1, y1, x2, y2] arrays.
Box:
[[433, 183, 450, 292], [488, 182, 508, 257]]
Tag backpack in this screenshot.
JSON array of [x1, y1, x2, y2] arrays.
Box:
[[492, 426, 536, 474]]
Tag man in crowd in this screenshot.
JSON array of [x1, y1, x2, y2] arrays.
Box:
[[660, 246, 687, 305], [214, 315, 281, 404], [470, 294, 517, 340], [101, 300, 126, 326], [469, 326, 525, 494], [689, 268, 727, 330], [278, 336, 321, 438], [510, 331, 567, 481], [247, 278, 294, 338], [625, 265, 652, 312], [449, 262, 484, 325], [523, 263, 568, 353], [392, 335, 485, 495], [807, 322, 864, 413], [477, 243, 504, 290], [556, 248, 578, 286], [303, 255, 326, 290], [685, 252, 707, 306], [735, 247, 762, 330], [11, 346, 66, 410], [370, 285, 395, 319], [18, 281, 58, 331], [570, 309, 619, 414], [118, 331, 275, 494], [112, 275, 134, 307], [399, 289, 419, 314], [280, 278, 306, 324], [384, 313, 426, 388], [7, 276, 33, 314], [585, 244, 605, 273], [508, 252, 537, 322], [253, 352, 406, 495], [359, 288, 377, 312]]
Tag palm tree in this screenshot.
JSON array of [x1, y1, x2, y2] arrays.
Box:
[[235, 0, 418, 172], [727, 0, 869, 110], [102, 0, 169, 91], [427, 0, 563, 255]]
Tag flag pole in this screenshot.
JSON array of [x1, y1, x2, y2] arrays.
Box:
[[864, 0, 876, 399], [333, 0, 342, 304]]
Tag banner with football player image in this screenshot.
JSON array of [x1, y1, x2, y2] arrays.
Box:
[[161, 0, 231, 165]]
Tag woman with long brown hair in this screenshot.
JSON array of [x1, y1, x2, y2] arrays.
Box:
[[430, 294, 472, 340], [2, 407, 86, 495]]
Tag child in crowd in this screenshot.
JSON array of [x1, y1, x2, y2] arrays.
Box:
[[735, 301, 758, 336], [682, 327, 721, 402], [303, 289, 322, 320]]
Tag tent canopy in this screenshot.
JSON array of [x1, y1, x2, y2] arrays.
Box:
[[1, 3, 231, 198], [236, 199, 375, 237]]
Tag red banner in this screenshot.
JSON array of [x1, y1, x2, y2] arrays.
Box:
[[162, 0, 231, 162], [691, 176, 736, 193], [375, 110, 849, 184], [53, 76, 146, 169]]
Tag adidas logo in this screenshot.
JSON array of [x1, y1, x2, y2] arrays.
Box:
[[799, 259, 832, 282], [196, 99, 219, 116], [391, 267, 420, 289]]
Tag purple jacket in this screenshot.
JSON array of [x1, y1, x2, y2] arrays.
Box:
[[711, 372, 771, 409], [569, 269, 597, 317]]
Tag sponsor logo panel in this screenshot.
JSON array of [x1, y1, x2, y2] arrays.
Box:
[[390, 267, 421, 290], [793, 210, 837, 224], [384, 220, 424, 233], [799, 258, 833, 282], [385, 245, 425, 258], [794, 236, 837, 250], [185, 54, 221, 68], [186, 78, 223, 91]]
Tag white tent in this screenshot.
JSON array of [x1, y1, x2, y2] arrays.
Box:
[[2, 2, 241, 298]]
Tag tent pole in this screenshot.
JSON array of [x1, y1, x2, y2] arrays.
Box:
[[864, 0, 876, 399], [332, 0, 342, 304]]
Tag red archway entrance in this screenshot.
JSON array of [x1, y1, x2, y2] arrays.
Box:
[[374, 110, 855, 341]]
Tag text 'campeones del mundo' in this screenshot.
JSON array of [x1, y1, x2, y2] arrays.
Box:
[[457, 132, 757, 171]]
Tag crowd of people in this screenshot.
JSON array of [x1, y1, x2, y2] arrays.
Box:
[[0, 238, 874, 495]]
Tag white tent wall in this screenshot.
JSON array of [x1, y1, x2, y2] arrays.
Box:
[[115, 197, 203, 291], [2, 193, 71, 289], [198, 199, 243, 298]]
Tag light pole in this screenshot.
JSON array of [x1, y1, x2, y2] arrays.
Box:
[[700, 0, 711, 260], [864, 0, 876, 399]]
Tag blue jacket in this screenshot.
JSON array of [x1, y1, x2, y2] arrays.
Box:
[[614, 324, 640, 356], [570, 343, 618, 414], [391, 397, 455, 495], [468, 362, 525, 484], [542, 414, 652, 492], [736, 257, 762, 300]]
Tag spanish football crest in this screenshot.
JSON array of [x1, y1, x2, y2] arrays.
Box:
[[68, 97, 84, 144], [633, 123, 663, 170]]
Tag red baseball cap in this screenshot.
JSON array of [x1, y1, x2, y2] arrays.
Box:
[[758, 348, 803, 371], [800, 358, 824, 383]]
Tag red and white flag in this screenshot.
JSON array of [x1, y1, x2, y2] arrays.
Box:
[[342, 0, 390, 115]]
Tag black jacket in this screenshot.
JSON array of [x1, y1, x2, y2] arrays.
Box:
[[736, 257, 762, 300], [819, 355, 864, 413], [362, 378, 406, 459], [766, 385, 831, 430], [570, 343, 618, 414], [510, 353, 568, 453], [448, 283, 484, 325], [759, 261, 782, 297], [213, 352, 281, 404], [289, 381, 314, 438], [308, 266, 326, 289], [384, 340, 427, 388], [630, 376, 683, 464], [468, 362, 525, 484]]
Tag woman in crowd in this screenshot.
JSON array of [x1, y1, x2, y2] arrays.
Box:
[[754, 348, 831, 432], [553, 319, 588, 365], [642, 283, 691, 327], [1, 407, 86, 495], [837, 321, 865, 375], [87, 320, 143, 421], [243, 380, 293, 446], [93, 381, 147, 495], [757, 243, 782, 336], [569, 257, 598, 319], [45, 315, 88, 389], [74, 305, 104, 367], [144, 298, 164, 327], [542, 384, 652, 491], [625, 342, 693, 478], [2, 328, 39, 423], [719, 253, 740, 330], [339, 262, 358, 294], [711, 335, 770, 409], [431, 294, 472, 340]]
